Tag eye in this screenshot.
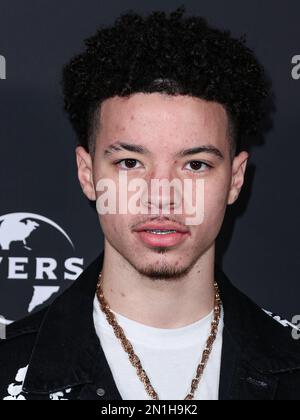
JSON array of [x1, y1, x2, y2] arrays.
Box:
[[115, 159, 143, 170], [185, 160, 212, 173]]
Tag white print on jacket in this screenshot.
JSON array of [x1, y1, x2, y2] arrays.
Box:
[[3, 366, 28, 400], [3, 365, 72, 400], [49, 388, 72, 400], [264, 309, 300, 331]]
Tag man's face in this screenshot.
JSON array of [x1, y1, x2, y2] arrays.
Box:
[[76, 93, 248, 279]]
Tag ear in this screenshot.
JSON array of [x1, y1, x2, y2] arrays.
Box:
[[75, 146, 96, 201], [227, 151, 249, 205]]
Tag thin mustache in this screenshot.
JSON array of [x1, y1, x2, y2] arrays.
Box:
[[131, 217, 188, 230]]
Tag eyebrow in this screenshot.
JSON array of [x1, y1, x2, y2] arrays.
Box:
[[175, 145, 224, 160], [104, 142, 224, 160], [104, 142, 151, 156]]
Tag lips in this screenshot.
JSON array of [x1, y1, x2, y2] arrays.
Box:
[[134, 222, 189, 234], [133, 222, 190, 247]]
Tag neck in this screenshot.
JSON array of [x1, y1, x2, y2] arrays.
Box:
[[100, 241, 216, 329]]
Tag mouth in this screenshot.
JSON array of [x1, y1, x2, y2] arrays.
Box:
[[133, 223, 190, 248]]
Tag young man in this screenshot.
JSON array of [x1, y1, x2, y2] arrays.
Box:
[[0, 7, 299, 401]]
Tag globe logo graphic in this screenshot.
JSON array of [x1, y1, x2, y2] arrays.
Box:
[[0, 212, 82, 325]]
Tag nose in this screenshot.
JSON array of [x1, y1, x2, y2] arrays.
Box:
[[140, 174, 183, 215]]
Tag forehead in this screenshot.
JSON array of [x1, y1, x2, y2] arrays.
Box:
[[97, 93, 229, 151]]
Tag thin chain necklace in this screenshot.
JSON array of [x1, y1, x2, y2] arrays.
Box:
[[96, 272, 222, 400]]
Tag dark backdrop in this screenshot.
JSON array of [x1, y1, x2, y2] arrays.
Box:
[[0, 0, 299, 324]]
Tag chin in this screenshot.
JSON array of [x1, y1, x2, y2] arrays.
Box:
[[131, 254, 193, 281], [137, 264, 192, 280]]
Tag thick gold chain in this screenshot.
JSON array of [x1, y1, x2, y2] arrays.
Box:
[[96, 272, 222, 400]]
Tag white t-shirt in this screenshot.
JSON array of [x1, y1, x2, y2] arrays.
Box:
[[93, 296, 224, 400]]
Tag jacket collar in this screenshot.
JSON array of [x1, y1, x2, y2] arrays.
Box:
[[22, 252, 104, 394], [22, 251, 300, 394], [216, 267, 300, 374]]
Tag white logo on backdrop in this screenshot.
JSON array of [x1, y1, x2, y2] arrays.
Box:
[[0, 55, 6, 80], [0, 213, 74, 251], [0, 213, 83, 325]]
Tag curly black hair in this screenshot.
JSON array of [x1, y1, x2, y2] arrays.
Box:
[[62, 6, 270, 159]]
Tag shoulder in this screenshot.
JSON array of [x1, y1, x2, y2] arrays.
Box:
[[0, 309, 46, 400], [216, 265, 300, 392], [264, 311, 300, 399], [242, 299, 300, 399]]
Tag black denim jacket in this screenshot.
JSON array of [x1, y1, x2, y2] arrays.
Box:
[[0, 251, 300, 400]]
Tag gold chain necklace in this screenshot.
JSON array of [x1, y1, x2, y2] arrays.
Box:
[[96, 272, 222, 400]]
